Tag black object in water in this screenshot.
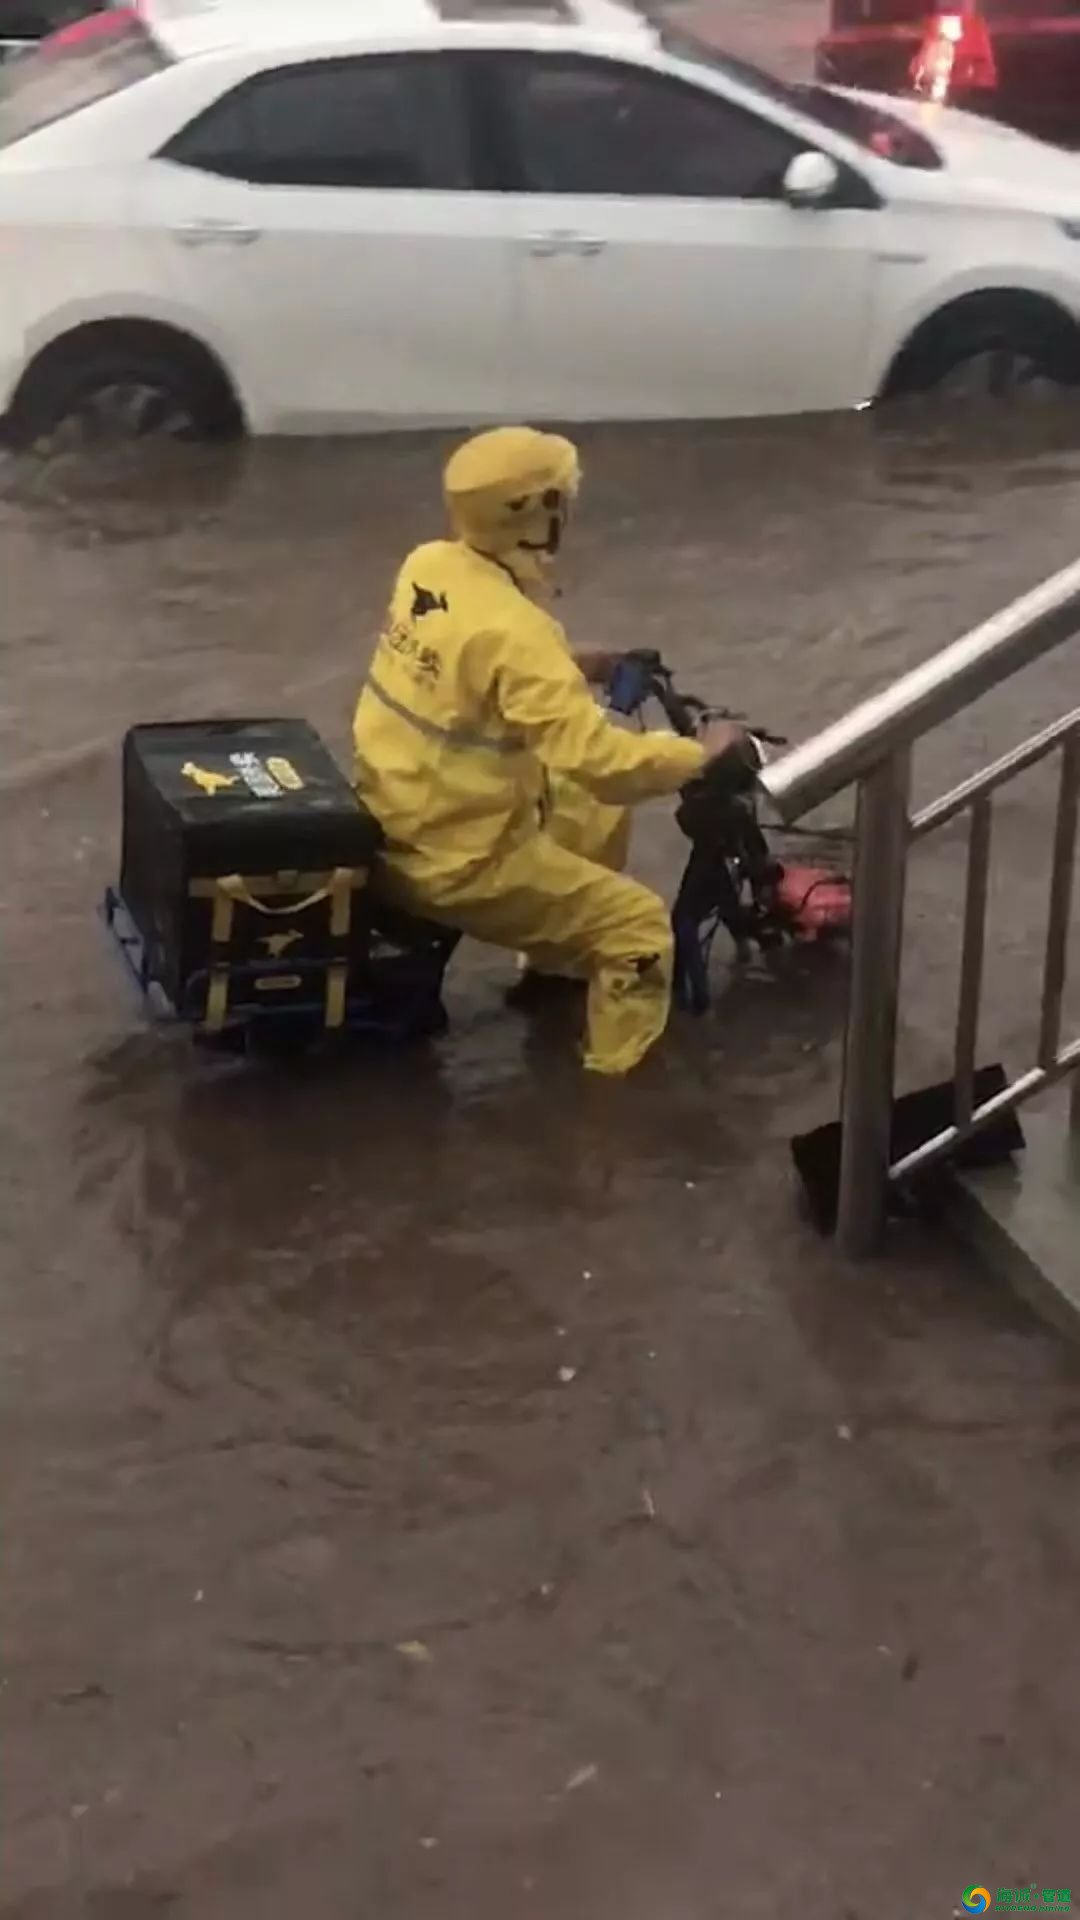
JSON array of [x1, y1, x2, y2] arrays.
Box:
[[791, 1063, 1025, 1235]]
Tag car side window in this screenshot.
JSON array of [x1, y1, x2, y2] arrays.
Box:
[[496, 53, 802, 200], [163, 55, 472, 190]]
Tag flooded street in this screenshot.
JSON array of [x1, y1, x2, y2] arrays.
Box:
[[3, 6, 1080, 1913], [4, 406, 1080, 1920]]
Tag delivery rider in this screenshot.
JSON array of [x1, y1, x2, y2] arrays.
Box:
[[353, 426, 746, 1074]]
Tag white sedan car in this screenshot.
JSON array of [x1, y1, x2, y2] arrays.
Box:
[[5, 0, 1080, 444]]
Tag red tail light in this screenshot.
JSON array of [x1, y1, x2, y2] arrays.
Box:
[[911, 10, 997, 99], [42, 8, 140, 54]]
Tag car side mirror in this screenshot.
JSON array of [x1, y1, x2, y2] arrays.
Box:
[[782, 150, 840, 207]]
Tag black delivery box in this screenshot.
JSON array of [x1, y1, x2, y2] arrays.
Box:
[[118, 719, 384, 1031]]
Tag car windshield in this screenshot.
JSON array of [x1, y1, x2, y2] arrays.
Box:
[[660, 25, 944, 169], [0, 6, 170, 149], [981, 0, 1080, 12]]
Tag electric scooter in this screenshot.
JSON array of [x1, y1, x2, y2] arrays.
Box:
[[607, 650, 853, 1012]]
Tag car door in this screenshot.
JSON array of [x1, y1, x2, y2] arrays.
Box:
[[485, 52, 882, 422], [145, 53, 515, 432]]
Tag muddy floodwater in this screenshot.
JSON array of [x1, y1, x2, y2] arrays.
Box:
[[2, 403, 1080, 1920]]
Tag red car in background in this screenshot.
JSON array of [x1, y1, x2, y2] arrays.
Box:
[[816, 1, 1080, 148]]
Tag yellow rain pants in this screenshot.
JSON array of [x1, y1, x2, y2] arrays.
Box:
[[508, 770, 631, 991], [353, 541, 704, 1074], [543, 770, 630, 874]]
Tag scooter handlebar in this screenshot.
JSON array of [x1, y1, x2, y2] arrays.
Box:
[[607, 650, 787, 749], [606, 651, 665, 718]]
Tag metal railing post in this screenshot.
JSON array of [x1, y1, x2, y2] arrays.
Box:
[[1037, 734, 1079, 1070], [836, 748, 912, 1257]]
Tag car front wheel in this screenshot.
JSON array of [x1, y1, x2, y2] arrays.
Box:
[[883, 296, 1080, 406]]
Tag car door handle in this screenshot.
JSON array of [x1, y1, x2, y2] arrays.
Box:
[[527, 230, 571, 257], [526, 230, 606, 259], [173, 220, 262, 248]]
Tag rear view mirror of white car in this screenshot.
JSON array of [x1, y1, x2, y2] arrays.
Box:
[[783, 150, 840, 206]]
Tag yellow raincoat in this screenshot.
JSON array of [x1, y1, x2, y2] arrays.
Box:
[[353, 433, 704, 1073]]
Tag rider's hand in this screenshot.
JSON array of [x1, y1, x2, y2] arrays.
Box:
[[699, 718, 750, 762], [575, 650, 621, 687], [699, 720, 759, 793]]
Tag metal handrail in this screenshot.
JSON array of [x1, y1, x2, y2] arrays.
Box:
[[910, 708, 1080, 839], [758, 563, 1080, 1257], [890, 726, 1079, 1180]]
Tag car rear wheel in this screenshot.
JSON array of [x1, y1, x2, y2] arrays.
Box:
[[7, 332, 243, 453], [885, 297, 1080, 406]]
